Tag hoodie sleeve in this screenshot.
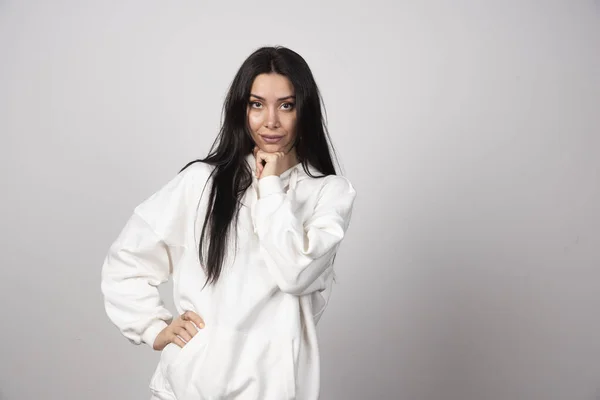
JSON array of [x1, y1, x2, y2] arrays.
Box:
[[101, 212, 174, 348], [101, 163, 209, 348], [253, 174, 356, 296]]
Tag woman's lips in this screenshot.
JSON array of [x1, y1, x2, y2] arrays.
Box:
[[261, 135, 283, 144]]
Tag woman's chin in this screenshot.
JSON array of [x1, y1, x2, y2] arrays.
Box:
[[258, 143, 285, 153]]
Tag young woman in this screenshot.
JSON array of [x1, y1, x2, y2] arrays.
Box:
[[101, 46, 357, 400]]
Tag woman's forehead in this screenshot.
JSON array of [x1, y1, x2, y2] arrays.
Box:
[[250, 73, 295, 98]]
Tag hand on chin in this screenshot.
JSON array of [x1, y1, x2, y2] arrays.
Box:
[[253, 146, 286, 179]]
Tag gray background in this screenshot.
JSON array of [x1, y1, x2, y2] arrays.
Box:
[[1, 1, 599, 399]]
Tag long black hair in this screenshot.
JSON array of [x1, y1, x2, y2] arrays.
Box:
[[181, 46, 339, 285]]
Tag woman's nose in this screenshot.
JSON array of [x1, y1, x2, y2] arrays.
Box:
[[265, 109, 280, 129]]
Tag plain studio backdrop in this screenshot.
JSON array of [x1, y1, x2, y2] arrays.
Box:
[[1, 1, 599, 399]]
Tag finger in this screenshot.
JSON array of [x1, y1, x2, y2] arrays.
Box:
[[177, 327, 193, 343], [188, 312, 205, 329], [179, 314, 189, 327], [262, 153, 280, 163], [181, 310, 190, 322], [171, 334, 186, 348], [184, 321, 200, 336]]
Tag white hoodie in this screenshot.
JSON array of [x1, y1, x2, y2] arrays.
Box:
[[101, 153, 356, 400]]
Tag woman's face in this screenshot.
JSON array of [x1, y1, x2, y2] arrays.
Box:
[[247, 73, 297, 154]]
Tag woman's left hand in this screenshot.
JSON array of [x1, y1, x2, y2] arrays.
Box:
[[253, 146, 285, 179]]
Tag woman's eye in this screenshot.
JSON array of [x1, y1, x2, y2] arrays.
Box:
[[281, 102, 295, 110], [249, 101, 262, 108]]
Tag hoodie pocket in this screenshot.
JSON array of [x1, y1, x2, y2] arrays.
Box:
[[164, 326, 297, 400], [149, 330, 209, 399], [162, 330, 210, 398]]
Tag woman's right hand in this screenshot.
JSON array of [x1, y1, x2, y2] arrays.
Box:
[[153, 310, 205, 351]]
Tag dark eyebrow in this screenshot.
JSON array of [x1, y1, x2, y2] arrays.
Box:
[[249, 94, 296, 102]]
